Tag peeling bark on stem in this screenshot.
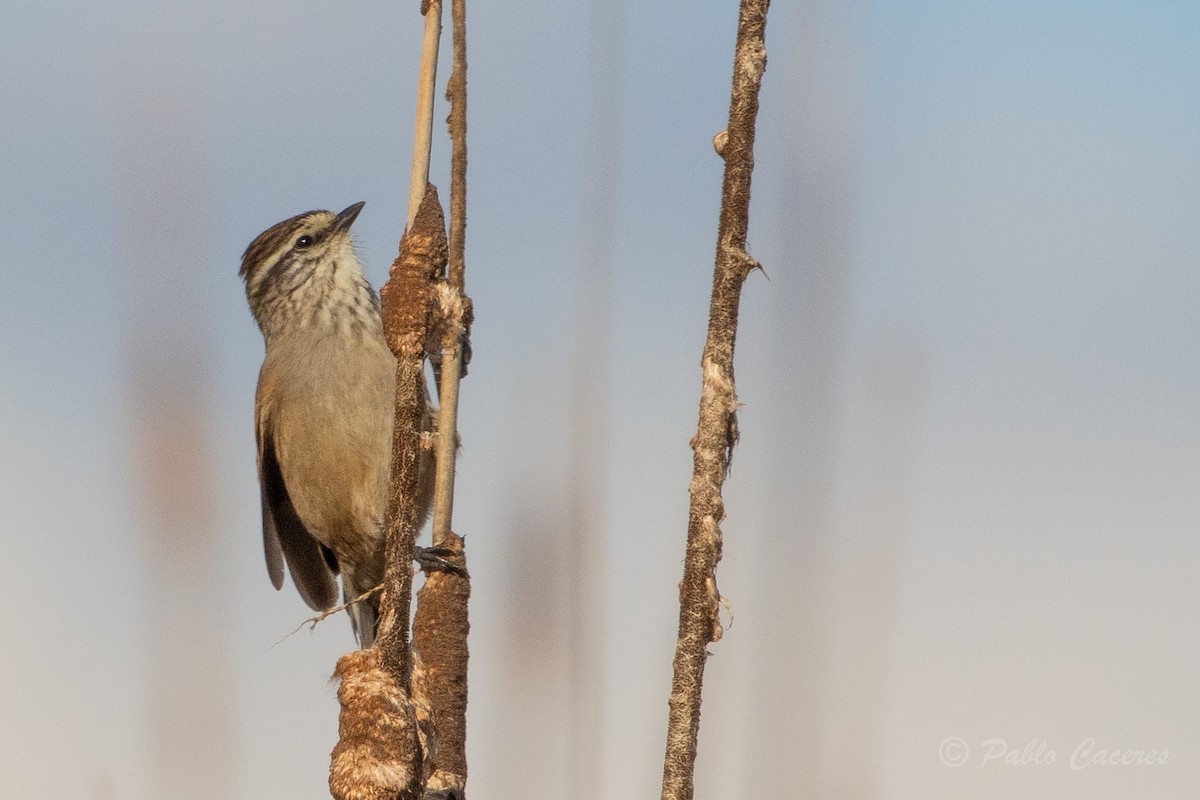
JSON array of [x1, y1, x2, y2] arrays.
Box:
[[660, 2, 770, 800]]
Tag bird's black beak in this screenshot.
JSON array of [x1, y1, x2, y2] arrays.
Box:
[[331, 201, 366, 235]]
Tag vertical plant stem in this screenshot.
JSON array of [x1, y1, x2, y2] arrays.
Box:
[[564, 0, 621, 796], [446, 0, 467, 293], [430, 342, 461, 546], [329, 5, 452, 796], [408, 0, 443, 229], [412, 0, 472, 792], [411, 534, 470, 792], [377, 186, 448, 681], [660, 2, 771, 800], [430, 0, 467, 546], [330, 188, 447, 800]]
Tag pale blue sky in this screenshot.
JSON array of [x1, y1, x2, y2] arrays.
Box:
[[1, 1, 1197, 798]]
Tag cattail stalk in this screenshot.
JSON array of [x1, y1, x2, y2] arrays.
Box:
[[430, 0, 468, 541], [331, 187, 448, 800], [414, 0, 472, 792], [408, 0, 443, 229], [660, 2, 771, 799]]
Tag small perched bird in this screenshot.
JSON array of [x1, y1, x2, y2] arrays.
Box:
[[240, 202, 435, 646]]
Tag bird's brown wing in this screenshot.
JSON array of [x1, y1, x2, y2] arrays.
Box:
[[256, 411, 339, 612], [260, 472, 285, 590]]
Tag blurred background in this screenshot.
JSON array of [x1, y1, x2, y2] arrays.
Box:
[[1, 0, 1197, 798]]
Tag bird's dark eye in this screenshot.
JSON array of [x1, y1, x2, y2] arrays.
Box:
[[295, 235, 315, 249]]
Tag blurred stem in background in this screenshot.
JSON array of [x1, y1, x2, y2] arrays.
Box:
[[117, 33, 236, 800], [564, 0, 624, 798]]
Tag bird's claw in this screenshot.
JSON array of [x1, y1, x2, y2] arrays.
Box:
[[414, 545, 469, 578]]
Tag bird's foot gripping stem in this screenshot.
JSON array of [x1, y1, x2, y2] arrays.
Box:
[[414, 545, 469, 578]]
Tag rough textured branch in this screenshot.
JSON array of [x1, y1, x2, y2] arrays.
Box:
[[412, 533, 470, 793], [415, 281, 471, 793], [378, 184, 448, 679], [412, 1, 473, 793], [660, 2, 770, 800], [330, 186, 447, 800]]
